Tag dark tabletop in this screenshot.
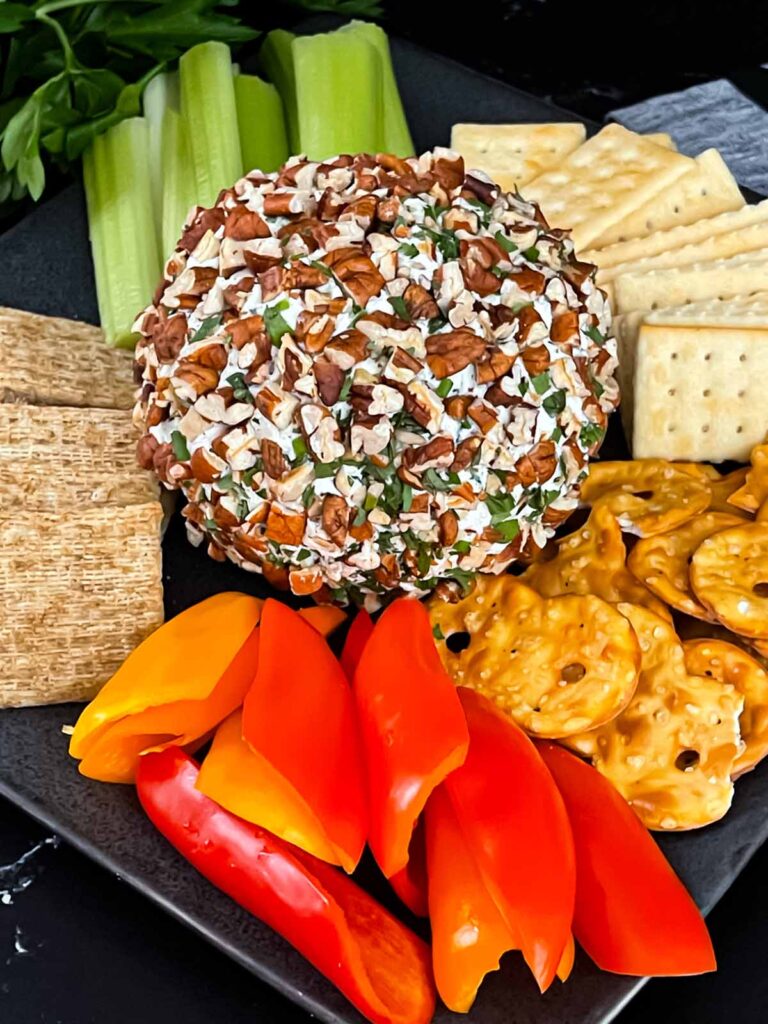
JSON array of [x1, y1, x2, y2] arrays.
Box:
[[3, 2, 768, 1022]]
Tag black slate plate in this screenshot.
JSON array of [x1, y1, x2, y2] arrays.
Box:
[[0, 29, 767, 1024]]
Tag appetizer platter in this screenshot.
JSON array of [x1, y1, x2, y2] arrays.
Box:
[[2, 15, 768, 1024]]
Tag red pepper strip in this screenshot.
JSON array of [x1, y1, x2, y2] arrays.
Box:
[[341, 610, 375, 681], [537, 741, 716, 976], [388, 818, 429, 918], [557, 934, 575, 983], [354, 598, 469, 879], [241, 599, 367, 873], [425, 785, 518, 1012], [444, 689, 575, 993], [137, 748, 436, 1024]]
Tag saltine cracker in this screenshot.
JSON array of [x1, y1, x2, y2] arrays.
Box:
[[451, 122, 586, 191]]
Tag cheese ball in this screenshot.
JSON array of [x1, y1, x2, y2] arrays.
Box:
[[133, 149, 618, 607]]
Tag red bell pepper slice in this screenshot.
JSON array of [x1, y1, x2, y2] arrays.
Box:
[[388, 818, 429, 918], [444, 689, 575, 993], [341, 609, 375, 681], [241, 599, 367, 873], [136, 748, 435, 1024], [354, 597, 469, 879], [537, 741, 716, 976]]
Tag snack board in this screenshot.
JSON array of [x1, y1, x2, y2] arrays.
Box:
[[1, 28, 767, 1024]]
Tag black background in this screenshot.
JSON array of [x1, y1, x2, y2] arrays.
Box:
[[3, 1, 768, 1021]]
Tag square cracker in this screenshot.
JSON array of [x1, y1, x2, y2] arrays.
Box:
[[598, 218, 768, 285], [645, 291, 768, 328], [583, 198, 768, 269], [0, 502, 164, 707], [645, 133, 676, 150], [522, 124, 695, 249], [589, 149, 744, 249], [451, 122, 586, 191], [0, 404, 158, 512], [632, 323, 768, 461], [611, 247, 768, 314], [0, 306, 135, 409]]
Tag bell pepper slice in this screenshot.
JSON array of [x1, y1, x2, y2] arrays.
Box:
[[197, 709, 338, 864], [388, 818, 429, 918], [354, 597, 469, 879], [425, 784, 517, 1012], [341, 609, 375, 681], [537, 741, 716, 976], [136, 748, 436, 1024], [300, 603, 347, 637], [444, 689, 575, 993], [241, 599, 367, 873]]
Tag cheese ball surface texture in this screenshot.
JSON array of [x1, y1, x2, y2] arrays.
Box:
[[134, 149, 618, 606]]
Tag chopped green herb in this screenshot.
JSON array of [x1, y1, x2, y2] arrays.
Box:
[[424, 202, 448, 222], [417, 546, 431, 576], [189, 314, 222, 343], [256, 488, 268, 499], [309, 259, 333, 278], [242, 463, 263, 487], [580, 423, 606, 448], [428, 315, 447, 334], [227, 372, 254, 405], [301, 484, 315, 509], [551, 426, 564, 443], [448, 470, 461, 485], [296, 548, 311, 561], [292, 436, 308, 462], [171, 431, 190, 461], [496, 519, 520, 542], [419, 225, 459, 261], [353, 507, 367, 528], [494, 230, 518, 254], [445, 567, 474, 595], [485, 492, 516, 521], [236, 497, 250, 520], [519, 378, 529, 397], [401, 483, 413, 512], [460, 418, 471, 430], [338, 374, 353, 402], [422, 468, 452, 492], [491, 266, 507, 279], [217, 474, 235, 491], [397, 242, 420, 258], [364, 492, 378, 511], [531, 372, 551, 395], [432, 623, 445, 640], [543, 389, 567, 417], [435, 379, 453, 399], [522, 245, 540, 262], [452, 540, 471, 554], [204, 518, 218, 531], [314, 460, 340, 478], [402, 529, 420, 550], [389, 295, 411, 321], [586, 324, 605, 346], [591, 376, 605, 399], [264, 299, 292, 345]]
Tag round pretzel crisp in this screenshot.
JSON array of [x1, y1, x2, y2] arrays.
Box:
[[564, 604, 743, 830], [579, 460, 712, 537], [684, 638, 768, 778], [728, 443, 768, 513], [691, 523, 768, 639], [708, 467, 752, 517], [523, 504, 672, 621], [429, 577, 640, 739], [627, 511, 745, 620]]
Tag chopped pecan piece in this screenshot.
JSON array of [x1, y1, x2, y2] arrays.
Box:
[[444, 395, 472, 420], [374, 553, 401, 588], [511, 267, 546, 294], [426, 328, 486, 379], [265, 506, 306, 546], [190, 448, 222, 483], [323, 495, 349, 548], [451, 436, 481, 471], [137, 434, 159, 470], [277, 217, 338, 249], [324, 330, 369, 370], [459, 238, 506, 298], [403, 436, 455, 472], [294, 310, 335, 353], [550, 310, 579, 346], [314, 357, 346, 406], [350, 518, 374, 542], [438, 509, 459, 546], [289, 568, 325, 596], [261, 439, 287, 479], [467, 399, 497, 435], [174, 361, 219, 396], [462, 174, 498, 206], [476, 349, 516, 384], [515, 440, 557, 486], [261, 559, 290, 590], [521, 344, 551, 376], [150, 314, 187, 362], [180, 207, 225, 252], [224, 204, 270, 240], [324, 247, 386, 307], [516, 305, 545, 344], [432, 154, 465, 191], [403, 282, 439, 320], [186, 343, 227, 372]]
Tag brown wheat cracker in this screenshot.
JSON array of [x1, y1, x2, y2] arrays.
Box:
[[611, 247, 768, 315], [450, 122, 586, 191], [589, 149, 744, 249], [522, 124, 695, 249], [631, 324, 768, 461], [0, 502, 164, 707], [582, 198, 768, 270], [0, 306, 135, 409], [0, 404, 157, 511]]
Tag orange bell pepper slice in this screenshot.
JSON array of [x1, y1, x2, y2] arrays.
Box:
[[241, 599, 367, 873], [354, 598, 469, 879], [341, 610, 374, 680], [69, 593, 263, 782], [300, 604, 347, 638], [388, 818, 429, 918], [444, 689, 575, 993]]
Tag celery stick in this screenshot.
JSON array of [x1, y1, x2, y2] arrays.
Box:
[[179, 41, 242, 208], [143, 71, 180, 235], [293, 31, 382, 160], [339, 21, 414, 156], [161, 107, 196, 256], [258, 29, 299, 154], [82, 118, 161, 348], [234, 74, 289, 173]]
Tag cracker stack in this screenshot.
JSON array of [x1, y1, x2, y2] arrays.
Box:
[[451, 121, 767, 462], [0, 308, 164, 707]]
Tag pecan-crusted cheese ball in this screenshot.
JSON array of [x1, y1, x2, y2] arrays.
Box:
[[133, 149, 619, 607]]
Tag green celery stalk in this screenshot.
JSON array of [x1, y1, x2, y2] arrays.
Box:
[[339, 21, 414, 156], [258, 29, 299, 154], [179, 41, 242, 207], [293, 30, 382, 160], [161, 107, 196, 256], [143, 71, 180, 236], [234, 74, 289, 174], [82, 118, 161, 348]]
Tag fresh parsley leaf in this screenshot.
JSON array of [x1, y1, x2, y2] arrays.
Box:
[[432, 623, 445, 640], [292, 436, 308, 463], [519, 378, 529, 397], [216, 473, 235, 491], [389, 295, 411, 321], [170, 430, 190, 461], [542, 389, 567, 416], [227, 372, 254, 404], [422, 468, 452, 492], [296, 548, 311, 561], [417, 546, 432, 576], [364, 492, 378, 512], [586, 324, 605, 346], [551, 426, 564, 443], [301, 485, 315, 509], [428, 315, 447, 334], [397, 242, 419, 258], [445, 567, 474, 595], [308, 259, 333, 277], [435, 379, 452, 399], [496, 519, 520, 542], [580, 423, 605, 448], [189, 314, 222, 343], [264, 299, 292, 345], [401, 483, 413, 513], [314, 459, 340, 478], [353, 507, 367, 528], [591, 375, 605, 399], [419, 225, 459, 261], [452, 540, 471, 555], [531, 372, 551, 395], [494, 230, 518, 254], [522, 245, 540, 262], [338, 374, 353, 402]]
